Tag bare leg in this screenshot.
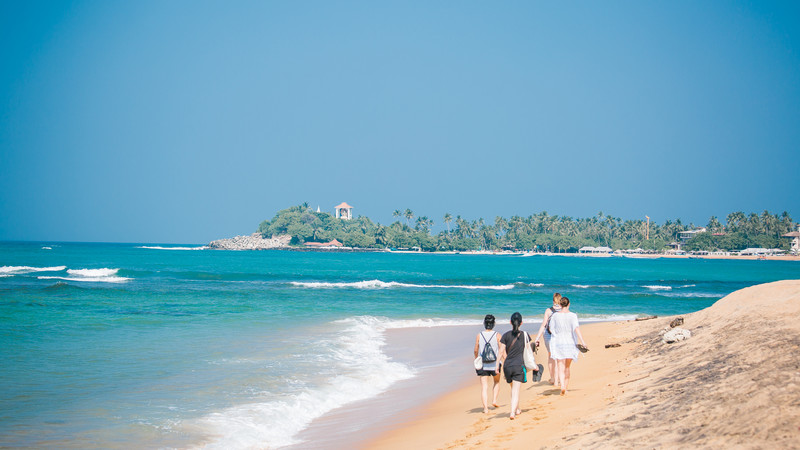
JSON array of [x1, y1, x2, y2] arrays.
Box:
[[509, 380, 522, 419], [562, 359, 573, 394], [557, 359, 567, 395], [492, 372, 501, 407], [480, 376, 489, 413], [548, 354, 557, 386]]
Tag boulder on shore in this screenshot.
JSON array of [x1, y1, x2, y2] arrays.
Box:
[[662, 327, 692, 344], [669, 317, 685, 328], [208, 233, 291, 250]]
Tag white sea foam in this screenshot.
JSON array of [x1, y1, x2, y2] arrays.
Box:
[[68, 268, 119, 277], [570, 284, 614, 289], [661, 292, 721, 298], [0, 265, 66, 274], [41, 246, 52, 250], [678, 284, 696, 288], [38, 268, 130, 283], [571, 284, 591, 288], [642, 285, 672, 291], [38, 276, 131, 283], [527, 282, 545, 287], [192, 315, 416, 448], [291, 279, 515, 290], [336, 315, 480, 329], [137, 246, 208, 250]]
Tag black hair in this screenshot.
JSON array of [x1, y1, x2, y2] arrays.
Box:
[[510, 312, 522, 336], [483, 314, 496, 330]]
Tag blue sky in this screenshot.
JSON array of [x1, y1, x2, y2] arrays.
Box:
[[1, 1, 798, 244]]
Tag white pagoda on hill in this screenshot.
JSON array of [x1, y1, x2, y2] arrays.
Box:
[[334, 202, 353, 220]]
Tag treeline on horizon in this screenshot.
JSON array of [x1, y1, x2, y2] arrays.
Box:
[[257, 204, 796, 252]]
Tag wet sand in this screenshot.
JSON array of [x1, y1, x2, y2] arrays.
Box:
[[288, 325, 480, 449]]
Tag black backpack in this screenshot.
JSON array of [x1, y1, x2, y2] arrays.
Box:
[[480, 332, 497, 363], [546, 307, 557, 334]]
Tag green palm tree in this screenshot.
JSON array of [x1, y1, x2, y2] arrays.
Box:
[[404, 209, 414, 227], [707, 216, 722, 234], [726, 211, 745, 233], [443, 213, 453, 235]]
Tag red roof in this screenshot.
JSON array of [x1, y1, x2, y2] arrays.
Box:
[[334, 202, 353, 209], [303, 239, 343, 247]]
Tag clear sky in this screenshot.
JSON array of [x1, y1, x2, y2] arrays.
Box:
[[1, 1, 798, 244]]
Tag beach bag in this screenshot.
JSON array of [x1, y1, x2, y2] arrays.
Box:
[[480, 332, 497, 363], [473, 355, 483, 370], [523, 332, 536, 368]]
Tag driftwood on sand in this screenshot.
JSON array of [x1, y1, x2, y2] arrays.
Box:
[[634, 315, 658, 321]]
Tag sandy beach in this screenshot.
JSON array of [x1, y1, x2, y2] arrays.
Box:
[[367, 280, 800, 449]]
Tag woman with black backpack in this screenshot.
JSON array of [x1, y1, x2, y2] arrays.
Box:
[[498, 312, 540, 420], [473, 314, 501, 414]]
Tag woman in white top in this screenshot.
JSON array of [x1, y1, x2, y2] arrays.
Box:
[[548, 296, 587, 395], [473, 314, 501, 413], [534, 292, 562, 386]]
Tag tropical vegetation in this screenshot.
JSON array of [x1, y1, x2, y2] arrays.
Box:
[[257, 204, 796, 253]]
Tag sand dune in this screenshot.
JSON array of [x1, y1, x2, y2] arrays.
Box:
[[368, 280, 800, 449]]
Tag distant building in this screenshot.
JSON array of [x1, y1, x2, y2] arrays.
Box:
[[335, 202, 353, 220], [678, 227, 707, 244], [579, 246, 612, 254], [304, 239, 344, 248], [783, 225, 800, 255], [739, 248, 784, 256]]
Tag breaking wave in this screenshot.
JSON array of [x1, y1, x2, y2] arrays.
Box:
[[0, 265, 67, 274], [38, 268, 130, 283], [291, 280, 515, 290], [642, 285, 672, 291], [191, 315, 419, 448]]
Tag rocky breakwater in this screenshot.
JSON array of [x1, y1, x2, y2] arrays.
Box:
[[208, 233, 291, 250]]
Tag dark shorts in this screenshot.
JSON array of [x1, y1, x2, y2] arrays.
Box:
[[503, 364, 526, 383], [476, 363, 501, 377]]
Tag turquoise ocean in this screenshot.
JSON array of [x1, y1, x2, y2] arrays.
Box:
[[1, 241, 798, 448]]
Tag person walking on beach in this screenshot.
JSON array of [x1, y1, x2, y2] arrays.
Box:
[[534, 292, 562, 386], [547, 296, 588, 395], [498, 312, 538, 419], [474, 314, 501, 413]]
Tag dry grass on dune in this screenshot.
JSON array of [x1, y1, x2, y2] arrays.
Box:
[[563, 280, 800, 449]]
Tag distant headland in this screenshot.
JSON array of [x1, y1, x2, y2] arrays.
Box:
[[208, 203, 800, 258]]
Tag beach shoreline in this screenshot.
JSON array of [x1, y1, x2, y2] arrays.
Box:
[[205, 232, 799, 261], [286, 325, 478, 449], [4, 241, 798, 448], [366, 280, 800, 449], [206, 243, 800, 261], [364, 321, 627, 449]]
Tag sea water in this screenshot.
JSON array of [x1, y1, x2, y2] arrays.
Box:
[[1, 242, 797, 448]]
